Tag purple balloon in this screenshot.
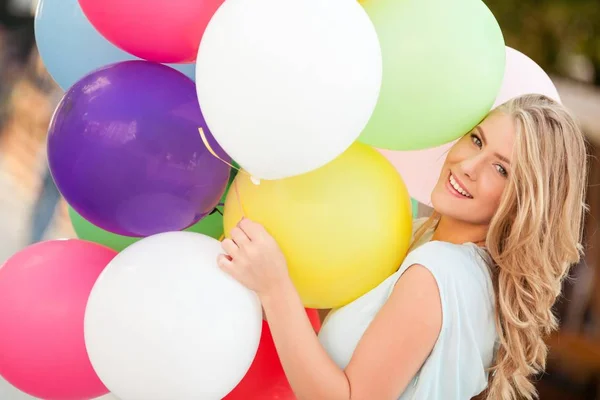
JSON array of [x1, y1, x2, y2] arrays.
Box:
[[48, 61, 230, 237]]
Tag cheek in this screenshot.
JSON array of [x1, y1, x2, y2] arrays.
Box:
[[444, 142, 480, 173], [476, 173, 506, 210], [445, 142, 471, 163]]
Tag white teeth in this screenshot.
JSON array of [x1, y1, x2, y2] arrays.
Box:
[[449, 174, 472, 198]]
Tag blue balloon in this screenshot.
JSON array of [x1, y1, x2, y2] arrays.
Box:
[[35, 0, 196, 90]]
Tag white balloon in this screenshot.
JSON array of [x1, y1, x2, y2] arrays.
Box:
[[84, 233, 262, 400], [95, 395, 120, 400], [196, 0, 382, 180]]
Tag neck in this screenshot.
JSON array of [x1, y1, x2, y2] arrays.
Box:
[[431, 215, 488, 246]]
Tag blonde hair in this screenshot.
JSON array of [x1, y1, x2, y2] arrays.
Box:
[[414, 94, 588, 400]]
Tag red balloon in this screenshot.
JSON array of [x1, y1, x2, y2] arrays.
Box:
[[78, 0, 224, 63], [225, 309, 321, 399], [308, 308, 322, 332]]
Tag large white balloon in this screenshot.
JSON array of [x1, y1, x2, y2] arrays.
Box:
[[84, 233, 262, 400], [196, 0, 382, 180]]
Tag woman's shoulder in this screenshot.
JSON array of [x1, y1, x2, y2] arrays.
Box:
[[400, 241, 495, 306], [398, 241, 497, 360], [404, 240, 489, 271]]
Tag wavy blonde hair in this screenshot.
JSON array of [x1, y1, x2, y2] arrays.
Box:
[[414, 94, 588, 400]]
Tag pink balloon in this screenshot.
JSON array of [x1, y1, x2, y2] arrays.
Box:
[[493, 47, 561, 108], [0, 240, 117, 400], [378, 144, 450, 206], [78, 0, 224, 63], [380, 46, 560, 206]]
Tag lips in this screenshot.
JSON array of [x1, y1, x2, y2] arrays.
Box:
[[448, 173, 473, 198]]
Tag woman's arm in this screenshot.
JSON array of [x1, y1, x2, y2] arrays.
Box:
[[218, 219, 442, 400], [344, 265, 442, 399], [260, 278, 351, 400]]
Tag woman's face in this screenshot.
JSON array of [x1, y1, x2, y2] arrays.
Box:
[[431, 112, 516, 226]]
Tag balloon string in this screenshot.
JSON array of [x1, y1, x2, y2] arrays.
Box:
[[198, 127, 247, 221], [198, 128, 248, 175]]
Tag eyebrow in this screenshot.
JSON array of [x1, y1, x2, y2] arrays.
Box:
[[475, 126, 511, 165]]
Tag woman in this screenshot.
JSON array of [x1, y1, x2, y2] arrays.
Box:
[[217, 94, 588, 400]]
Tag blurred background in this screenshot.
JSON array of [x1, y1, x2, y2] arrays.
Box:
[[0, 0, 599, 399]]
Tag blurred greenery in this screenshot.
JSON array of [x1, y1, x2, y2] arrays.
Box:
[[485, 0, 600, 85]]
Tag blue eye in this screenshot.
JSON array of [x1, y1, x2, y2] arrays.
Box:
[[495, 164, 507, 177], [470, 133, 482, 148]]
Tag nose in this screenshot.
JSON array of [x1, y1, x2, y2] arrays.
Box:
[[457, 153, 484, 181]]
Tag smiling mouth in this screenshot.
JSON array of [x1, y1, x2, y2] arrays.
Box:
[[448, 173, 473, 198]]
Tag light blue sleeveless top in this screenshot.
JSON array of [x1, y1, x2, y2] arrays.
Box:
[[318, 219, 498, 399]]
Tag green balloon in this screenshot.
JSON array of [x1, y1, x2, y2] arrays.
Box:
[[69, 207, 225, 252], [359, 0, 505, 150], [185, 209, 225, 239], [69, 165, 241, 252], [69, 207, 140, 252], [228, 162, 239, 188], [411, 198, 419, 219]]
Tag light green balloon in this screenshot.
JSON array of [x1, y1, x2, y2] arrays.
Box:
[[359, 0, 505, 150]]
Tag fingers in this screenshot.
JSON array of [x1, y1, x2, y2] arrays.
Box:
[[238, 218, 267, 241], [230, 226, 251, 247], [218, 254, 245, 282], [221, 238, 239, 258], [217, 254, 234, 272]]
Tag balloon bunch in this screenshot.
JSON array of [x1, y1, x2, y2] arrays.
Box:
[[0, 0, 558, 399]]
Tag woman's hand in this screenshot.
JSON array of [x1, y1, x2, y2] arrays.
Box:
[[217, 218, 290, 298]]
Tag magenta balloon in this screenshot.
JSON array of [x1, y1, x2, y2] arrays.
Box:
[[0, 240, 117, 400], [48, 61, 230, 237]]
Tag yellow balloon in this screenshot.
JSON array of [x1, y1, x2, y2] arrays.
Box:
[[224, 142, 412, 309]]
